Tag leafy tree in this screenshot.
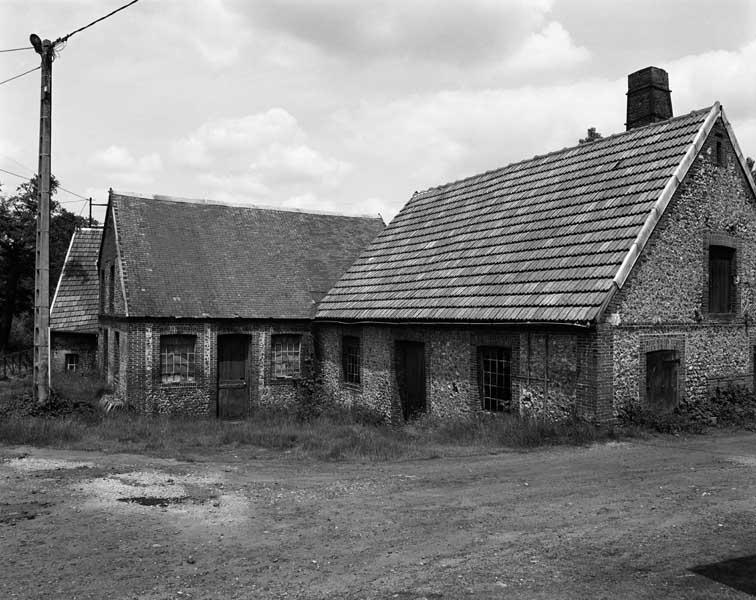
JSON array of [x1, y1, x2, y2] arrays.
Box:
[[0, 175, 91, 351], [579, 127, 603, 144]]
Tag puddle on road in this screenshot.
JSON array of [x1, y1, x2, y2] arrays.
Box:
[[117, 495, 192, 507]]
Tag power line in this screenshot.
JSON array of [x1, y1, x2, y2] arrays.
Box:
[[55, 0, 140, 44], [0, 65, 40, 87], [0, 166, 27, 180], [0, 47, 32, 53], [0, 165, 91, 204]]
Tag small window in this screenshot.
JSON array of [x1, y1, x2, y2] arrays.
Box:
[[709, 245, 736, 314], [65, 353, 79, 372], [342, 336, 361, 386], [479, 346, 512, 412], [272, 334, 301, 379], [100, 270, 105, 312], [716, 141, 723, 166], [160, 334, 196, 384], [108, 265, 115, 312]]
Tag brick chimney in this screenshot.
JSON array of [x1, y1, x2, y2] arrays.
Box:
[[625, 66, 673, 130]]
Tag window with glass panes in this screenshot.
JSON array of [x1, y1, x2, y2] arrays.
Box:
[[160, 335, 196, 384], [272, 334, 301, 379], [342, 336, 360, 385], [478, 346, 511, 412]]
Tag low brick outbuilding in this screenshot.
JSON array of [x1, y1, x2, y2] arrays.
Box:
[[315, 67, 756, 423], [50, 227, 102, 375], [98, 191, 383, 416]]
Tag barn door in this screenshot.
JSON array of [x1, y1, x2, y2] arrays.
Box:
[[646, 350, 679, 411], [217, 335, 249, 419], [396, 341, 426, 420]]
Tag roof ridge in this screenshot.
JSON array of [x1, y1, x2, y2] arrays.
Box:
[[110, 190, 382, 221], [414, 106, 714, 198]]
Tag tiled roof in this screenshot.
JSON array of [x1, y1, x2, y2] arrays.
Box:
[[316, 107, 718, 323], [50, 228, 102, 333], [110, 193, 384, 319]]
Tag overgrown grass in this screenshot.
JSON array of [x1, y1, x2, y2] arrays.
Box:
[[0, 373, 622, 460]]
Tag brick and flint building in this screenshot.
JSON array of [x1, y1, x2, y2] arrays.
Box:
[[98, 191, 383, 416], [315, 67, 756, 422]]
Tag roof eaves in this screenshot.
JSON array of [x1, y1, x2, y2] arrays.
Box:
[[50, 229, 77, 316], [111, 198, 129, 317], [592, 102, 721, 322]]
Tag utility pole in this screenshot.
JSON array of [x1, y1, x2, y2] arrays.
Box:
[[30, 34, 54, 405]]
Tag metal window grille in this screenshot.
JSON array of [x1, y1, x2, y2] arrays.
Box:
[[342, 336, 360, 385], [272, 335, 301, 379], [160, 335, 196, 384], [479, 346, 511, 412], [65, 353, 79, 372]]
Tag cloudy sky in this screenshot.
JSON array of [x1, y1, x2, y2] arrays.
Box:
[[1, 0, 756, 223]]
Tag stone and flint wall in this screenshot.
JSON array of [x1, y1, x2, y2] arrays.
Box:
[[100, 319, 313, 416], [316, 324, 597, 423], [604, 118, 756, 416]]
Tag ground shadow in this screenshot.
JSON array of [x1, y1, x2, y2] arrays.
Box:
[[691, 555, 756, 596]]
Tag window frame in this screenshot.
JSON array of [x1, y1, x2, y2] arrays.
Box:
[[159, 334, 197, 385], [341, 335, 361, 387], [477, 345, 512, 413], [271, 334, 302, 380], [65, 353, 79, 372], [704, 234, 738, 319]]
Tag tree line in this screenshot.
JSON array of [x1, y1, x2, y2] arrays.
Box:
[[0, 176, 94, 352]]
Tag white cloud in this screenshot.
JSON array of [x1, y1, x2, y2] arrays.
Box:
[[505, 21, 590, 71], [89, 146, 163, 185], [171, 108, 351, 204]]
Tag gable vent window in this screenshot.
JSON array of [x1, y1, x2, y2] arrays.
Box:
[[342, 335, 361, 386], [272, 334, 301, 379], [108, 265, 115, 312], [716, 141, 723, 166], [160, 335, 197, 384], [709, 245, 736, 314]]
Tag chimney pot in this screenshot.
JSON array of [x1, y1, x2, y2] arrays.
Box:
[[626, 66, 673, 130]]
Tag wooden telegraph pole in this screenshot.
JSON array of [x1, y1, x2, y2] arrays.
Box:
[[30, 34, 54, 405]]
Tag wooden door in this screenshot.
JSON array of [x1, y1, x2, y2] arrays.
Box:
[[217, 335, 249, 419], [396, 341, 426, 420], [646, 350, 679, 411]]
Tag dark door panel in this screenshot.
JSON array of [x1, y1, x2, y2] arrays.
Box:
[[646, 349, 679, 412], [396, 341, 426, 420], [218, 334, 249, 419]]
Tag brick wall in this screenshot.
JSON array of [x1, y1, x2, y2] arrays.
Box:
[[604, 118, 756, 414], [316, 324, 594, 422], [101, 318, 312, 416], [99, 212, 127, 317]]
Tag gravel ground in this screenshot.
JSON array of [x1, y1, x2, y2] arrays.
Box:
[[1, 432, 755, 599]]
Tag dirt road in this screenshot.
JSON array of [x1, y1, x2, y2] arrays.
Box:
[[1, 433, 755, 599]]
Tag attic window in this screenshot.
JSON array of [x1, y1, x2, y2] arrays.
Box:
[[716, 141, 723, 166]]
